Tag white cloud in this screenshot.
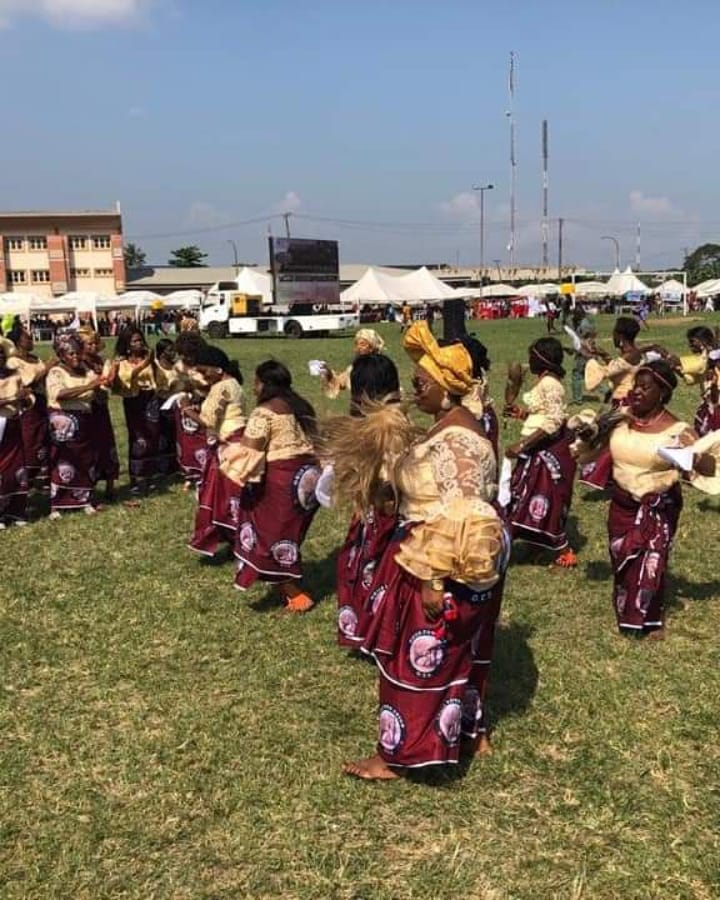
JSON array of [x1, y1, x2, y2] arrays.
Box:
[[270, 190, 302, 215], [0, 0, 152, 29], [629, 190, 681, 217], [184, 201, 231, 229], [439, 191, 480, 222]]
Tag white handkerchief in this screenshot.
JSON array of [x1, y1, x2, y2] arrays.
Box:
[[0, 417, 6, 445], [563, 325, 582, 352], [497, 457, 513, 508], [657, 445, 694, 472], [308, 360, 326, 377], [160, 392, 188, 411], [315, 464, 335, 508]]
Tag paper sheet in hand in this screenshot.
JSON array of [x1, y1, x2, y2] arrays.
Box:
[[308, 360, 326, 377], [563, 325, 582, 352], [657, 445, 694, 472]]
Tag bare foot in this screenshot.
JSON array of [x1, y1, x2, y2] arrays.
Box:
[[647, 627, 666, 641], [342, 754, 400, 781]]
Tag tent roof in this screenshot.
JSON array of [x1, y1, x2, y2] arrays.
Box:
[[605, 267, 649, 295], [340, 266, 461, 305], [480, 283, 519, 297], [656, 278, 686, 296], [574, 280, 610, 296], [516, 283, 559, 297], [234, 266, 273, 304], [693, 278, 720, 298]]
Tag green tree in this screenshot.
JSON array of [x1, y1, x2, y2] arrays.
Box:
[[123, 242, 147, 269], [168, 245, 208, 268], [683, 243, 720, 286]]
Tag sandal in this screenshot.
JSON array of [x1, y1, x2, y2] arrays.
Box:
[[553, 548, 578, 568], [284, 592, 315, 613]]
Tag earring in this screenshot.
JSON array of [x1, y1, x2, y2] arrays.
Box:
[[440, 393, 452, 410]]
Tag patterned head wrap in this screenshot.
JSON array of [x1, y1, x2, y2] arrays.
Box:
[[403, 320, 473, 395], [354, 328, 385, 352], [53, 331, 83, 359]]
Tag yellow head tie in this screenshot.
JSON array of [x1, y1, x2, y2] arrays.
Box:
[[403, 321, 474, 396]]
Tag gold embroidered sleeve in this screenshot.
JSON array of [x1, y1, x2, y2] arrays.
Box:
[[243, 408, 272, 447]]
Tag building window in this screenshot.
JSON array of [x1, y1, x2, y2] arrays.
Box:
[[28, 237, 47, 251], [69, 235, 87, 250], [71, 268, 90, 277], [92, 235, 111, 249], [5, 236, 24, 251], [8, 270, 26, 284], [31, 270, 50, 283], [93, 268, 114, 277]]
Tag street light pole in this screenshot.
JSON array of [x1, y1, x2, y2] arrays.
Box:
[[601, 235, 620, 270], [472, 183, 494, 277], [227, 239, 239, 268]]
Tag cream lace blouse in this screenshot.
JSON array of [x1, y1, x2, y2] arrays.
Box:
[[393, 425, 502, 590], [521, 375, 566, 436], [610, 421, 690, 499], [585, 356, 637, 400], [7, 356, 47, 394], [0, 373, 28, 418], [114, 358, 156, 397], [46, 365, 98, 412], [219, 406, 315, 485], [199, 378, 246, 440]]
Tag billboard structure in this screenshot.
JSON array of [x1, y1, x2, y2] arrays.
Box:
[[269, 237, 340, 307]]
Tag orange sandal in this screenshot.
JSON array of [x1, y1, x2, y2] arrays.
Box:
[[284, 592, 315, 613], [553, 548, 578, 568]]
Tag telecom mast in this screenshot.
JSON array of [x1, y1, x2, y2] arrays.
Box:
[[508, 51, 517, 268], [542, 119, 549, 269]]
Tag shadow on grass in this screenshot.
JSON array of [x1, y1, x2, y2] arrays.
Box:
[[248, 552, 338, 613], [585, 559, 612, 582], [405, 621, 539, 787], [579, 488, 610, 503], [510, 515, 587, 567], [667, 572, 720, 604]]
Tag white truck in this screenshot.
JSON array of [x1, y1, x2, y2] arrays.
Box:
[[199, 282, 358, 339]]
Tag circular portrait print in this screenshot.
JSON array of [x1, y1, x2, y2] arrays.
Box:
[[378, 704, 405, 755]]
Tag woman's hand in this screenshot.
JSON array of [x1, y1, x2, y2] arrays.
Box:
[[505, 440, 525, 459], [503, 403, 526, 420], [421, 582, 444, 620]]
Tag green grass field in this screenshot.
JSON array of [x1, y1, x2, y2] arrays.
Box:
[[2, 315, 719, 899]]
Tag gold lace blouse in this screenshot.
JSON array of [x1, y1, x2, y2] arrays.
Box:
[[521, 375, 566, 436], [199, 378, 246, 440], [114, 358, 156, 397], [393, 425, 502, 590], [0, 373, 28, 418], [7, 356, 47, 394], [46, 365, 97, 412], [610, 421, 690, 499], [219, 406, 315, 485], [585, 356, 637, 400]]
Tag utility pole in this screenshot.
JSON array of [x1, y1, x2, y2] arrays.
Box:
[[507, 51, 517, 268], [472, 183, 494, 277], [542, 119, 549, 271], [282, 212, 292, 238], [557, 217, 564, 279]]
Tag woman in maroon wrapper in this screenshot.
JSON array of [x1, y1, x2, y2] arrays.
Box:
[[222, 361, 321, 612], [342, 322, 509, 781], [0, 342, 33, 526]]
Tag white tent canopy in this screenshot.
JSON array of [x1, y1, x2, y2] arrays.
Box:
[[656, 278, 687, 298], [480, 283, 519, 298], [30, 292, 98, 313], [0, 293, 33, 316], [162, 289, 203, 308], [235, 267, 273, 305], [516, 283, 559, 297], [340, 266, 461, 305], [692, 278, 720, 298], [574, 281, 610, 296], [605, 267, 649, 296]]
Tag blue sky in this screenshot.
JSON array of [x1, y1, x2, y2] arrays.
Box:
[[1, 0, 718, 270]]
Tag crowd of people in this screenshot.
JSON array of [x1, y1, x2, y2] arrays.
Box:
[[0, 311, 719, 781]]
